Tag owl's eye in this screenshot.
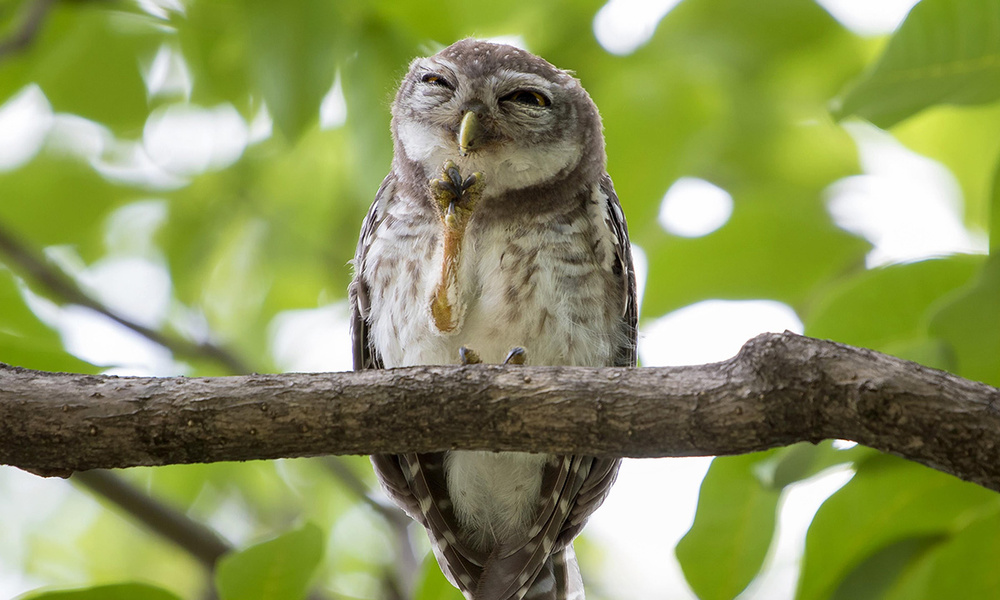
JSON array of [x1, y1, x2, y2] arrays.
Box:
[[501, 90, 550, 107], [420, 73, 454, 90]]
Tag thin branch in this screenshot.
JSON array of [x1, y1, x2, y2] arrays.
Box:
[[0, 0, 56, 58], [2, 332, 999, 492], [72, 469, 232, 566], [0, 221, 253, 374]]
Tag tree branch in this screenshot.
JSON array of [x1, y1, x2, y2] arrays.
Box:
[[2, 332, 999, 491], [71, 469, 232, 567]]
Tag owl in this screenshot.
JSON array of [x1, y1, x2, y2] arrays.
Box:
[[350, 39, 636, 600]]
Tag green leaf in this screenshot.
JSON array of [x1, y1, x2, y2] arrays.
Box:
[[177, 0, 341, 140], [769, 442, 875, 490], [0, 155, 129, 262], [829, 535, 946, 600], [929, 256, 1000, 386], [641, 185, 870, 318], [215, 523, 324, 600], [991, 145, 1000, 254], [796, 453, 999, 600], [926, 154, 1000, 385], [244, 0, 339, 140], [676, 452, 781, 600], [836, 0, 1000, 128], [414, 553, 465, 600], [0, 3, 162, 134], [18, 582, 181, 600], [889, 507, 1000, 599], [806, 256, 983, 357]]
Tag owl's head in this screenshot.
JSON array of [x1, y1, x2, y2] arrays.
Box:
[[391, 39, 605, 196]]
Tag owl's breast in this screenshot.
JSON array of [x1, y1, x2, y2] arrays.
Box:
[[365, 191, 619, 370]]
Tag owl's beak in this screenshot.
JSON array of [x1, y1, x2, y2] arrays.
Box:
[[458, 110, 482, 157]]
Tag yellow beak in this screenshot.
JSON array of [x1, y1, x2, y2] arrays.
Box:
[[458, 111, 482, 157]]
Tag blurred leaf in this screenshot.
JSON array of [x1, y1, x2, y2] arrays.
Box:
[[18, 582, 181, 600], [892, 103, 1000, 234], [928, 257, 1000, 386], [797, 453, 999, 600], [676, 452, 780, 600], [414, 553, 464, 600], [836, 0, 1000, 128], [0, 266, 93, 372], [609, 0, 870, 318], [806, 255, 983, 361], [929, 159, 1000, 385], [829, 534, 946, 600], [769, 442, 874, 490], [0, 155, 128, 262], [886, 507, 1000, 599], [0, 3, 162, 134], [244, 0, 339, 139], [991, 148, 1000, 253], [216, 523, 324, 600], [642, 186, 869, 317], [178, 0, 341, 140]]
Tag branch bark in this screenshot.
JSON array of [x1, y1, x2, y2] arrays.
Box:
[[2, 332, 999, 491]]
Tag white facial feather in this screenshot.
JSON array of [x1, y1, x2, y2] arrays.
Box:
[[397, 117, 582, 195]]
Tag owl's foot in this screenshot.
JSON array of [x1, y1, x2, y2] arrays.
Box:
[[459, 346, 482, 365], [431, 160, 482, 231], [503, 347, 526, 365]]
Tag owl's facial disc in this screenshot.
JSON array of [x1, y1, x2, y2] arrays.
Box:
[[394, 46, 589, 195]]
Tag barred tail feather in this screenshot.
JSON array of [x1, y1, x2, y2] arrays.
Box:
[[521, 545, 584, 600]]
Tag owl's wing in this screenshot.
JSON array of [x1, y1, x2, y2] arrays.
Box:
[[602, 174, 638, 369], [349, 175, 390, 372], [476, 177, 636, 600], [350, 175, 486, 598]]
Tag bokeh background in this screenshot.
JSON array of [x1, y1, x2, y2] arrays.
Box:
[[1, 0, 999, 598]]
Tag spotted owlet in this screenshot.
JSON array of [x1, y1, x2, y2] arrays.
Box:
[[350, 39, 636, 600]]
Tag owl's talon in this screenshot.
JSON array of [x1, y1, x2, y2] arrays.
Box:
[[431, 162, 481, 230], [459, 346, 482, 365], [445, 162, 462, 189], [503, 347, 526, 365], [462, 172, 481, 193]]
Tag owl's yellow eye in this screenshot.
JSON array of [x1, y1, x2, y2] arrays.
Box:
[[501, 90, 550, 107], [421, 73, 453, 89]]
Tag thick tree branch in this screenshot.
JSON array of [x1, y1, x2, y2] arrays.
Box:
[[2, 332, 998, 491]]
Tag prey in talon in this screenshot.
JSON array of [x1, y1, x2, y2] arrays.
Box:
[[428, 160, 483, 334]]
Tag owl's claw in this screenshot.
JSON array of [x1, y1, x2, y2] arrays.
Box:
[[459, 346, 482, 365], [503, 347, 526, 365], [431, 160, 482, 230]]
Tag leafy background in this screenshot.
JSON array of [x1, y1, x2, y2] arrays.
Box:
[[1, 0, 998, 598]]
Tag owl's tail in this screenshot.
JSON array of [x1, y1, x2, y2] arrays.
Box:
[[521, 545, 585, 600]]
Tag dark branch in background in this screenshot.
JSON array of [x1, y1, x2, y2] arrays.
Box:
[[2, 332, 999, 492], [73, 470, 232, 567], [0, 220, 414, 596], [0, 0, 55, 58], [0, 222, 252, 374]]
